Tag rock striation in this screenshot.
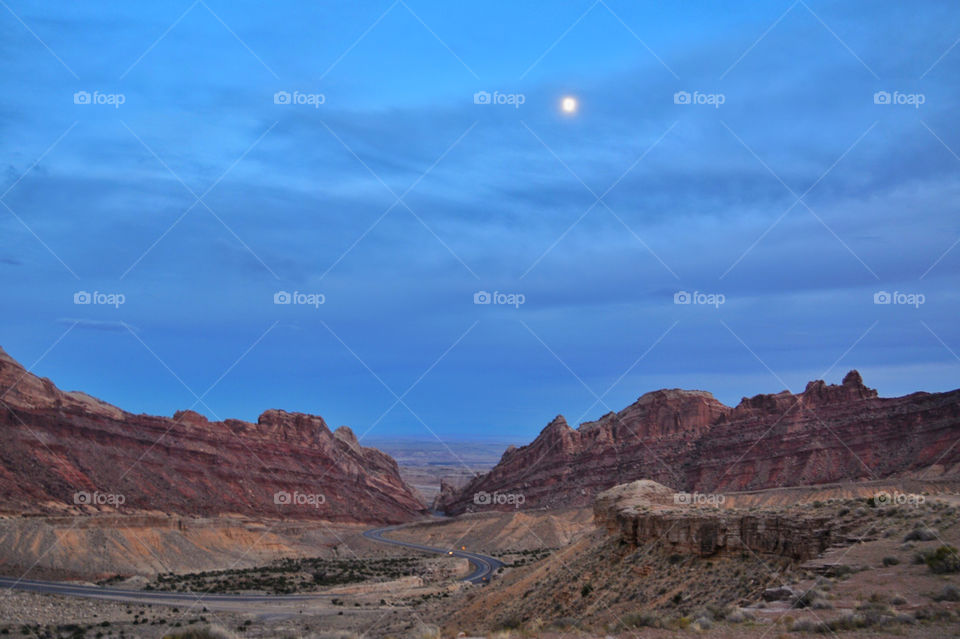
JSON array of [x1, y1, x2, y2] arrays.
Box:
[[593, 481, 842, 561], [0, 346, 426, 523], [437, 372, 960, 513]]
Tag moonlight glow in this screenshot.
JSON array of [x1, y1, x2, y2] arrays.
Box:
[[561, 96, 578, 114]]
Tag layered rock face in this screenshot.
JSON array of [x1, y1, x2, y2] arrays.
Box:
[[437, 389, 729, 512], [0, 346, 426, 523], [437, 372, 960, 513], [593, 481, 840, 561]]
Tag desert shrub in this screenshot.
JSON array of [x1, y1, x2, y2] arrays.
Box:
[[827, 613, 869, 631], [410, 625, 440, 639], [161, 625, 238, 639], [580, 583, 593, 597], [892, 613, 916, 625], [494, 616, 523, 631], [619, 612, 661, 629], [891, 595, 907, 605], [882, 556, 899, 566], [794, 588, 829, 609], [703, 604, 725, 620], [904, 527, 938, 542], [789, 618, 822, 633], [922, 545, 960, 574], [932, 584, 960, 602], [548, 617, 579, 630], [914, 606, 958, 621], [825, 564, 854, 579]]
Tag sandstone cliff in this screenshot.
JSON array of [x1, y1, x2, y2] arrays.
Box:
[[437, 372, 960, 513], [0, 346, 427, 523], [593, 481, 840, 561]]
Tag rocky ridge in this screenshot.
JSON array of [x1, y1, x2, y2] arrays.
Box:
[[0, 345, 426, 523], [437, 371, 960, 513]]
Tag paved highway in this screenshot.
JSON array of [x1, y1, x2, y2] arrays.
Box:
[[0, 575, 330, 611], [362, 525, 503, 584], [0, 524, 501, 609]]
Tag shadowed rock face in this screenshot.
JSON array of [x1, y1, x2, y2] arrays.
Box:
[[437, 372, 960, 514], [593, 481, 841, 561], [0, 346, 426, 523]]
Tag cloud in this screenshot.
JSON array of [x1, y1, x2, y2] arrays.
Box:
[[57, 318, 134, 333], [1, 1, 957, 437]]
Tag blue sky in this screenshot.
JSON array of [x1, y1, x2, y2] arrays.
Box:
[[2, 0, 959, 442]]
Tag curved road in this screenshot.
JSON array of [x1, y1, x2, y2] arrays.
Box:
[[0, 525, 502, 609], [362, 525, 503, 584]]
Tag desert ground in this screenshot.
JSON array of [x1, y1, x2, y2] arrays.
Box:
[[2, 481, 958, 639]]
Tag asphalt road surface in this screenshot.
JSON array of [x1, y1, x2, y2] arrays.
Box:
[[0, 524, 501, 610], [0, 575, 334, 613], [362, 525, 504, 584]]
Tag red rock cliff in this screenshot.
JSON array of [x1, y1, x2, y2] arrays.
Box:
[[437, 372, 960, 513], [0, 346, 427, 523]]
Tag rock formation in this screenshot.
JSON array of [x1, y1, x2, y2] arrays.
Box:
[[593, 481, 843, 561], [0, 346, 427, 523], [437, 372, 960, 513]]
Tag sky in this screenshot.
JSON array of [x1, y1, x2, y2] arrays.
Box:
[[1, 0, 959, 443]]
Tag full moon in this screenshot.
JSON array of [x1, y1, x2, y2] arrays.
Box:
[[561, 96, 578, 114]]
